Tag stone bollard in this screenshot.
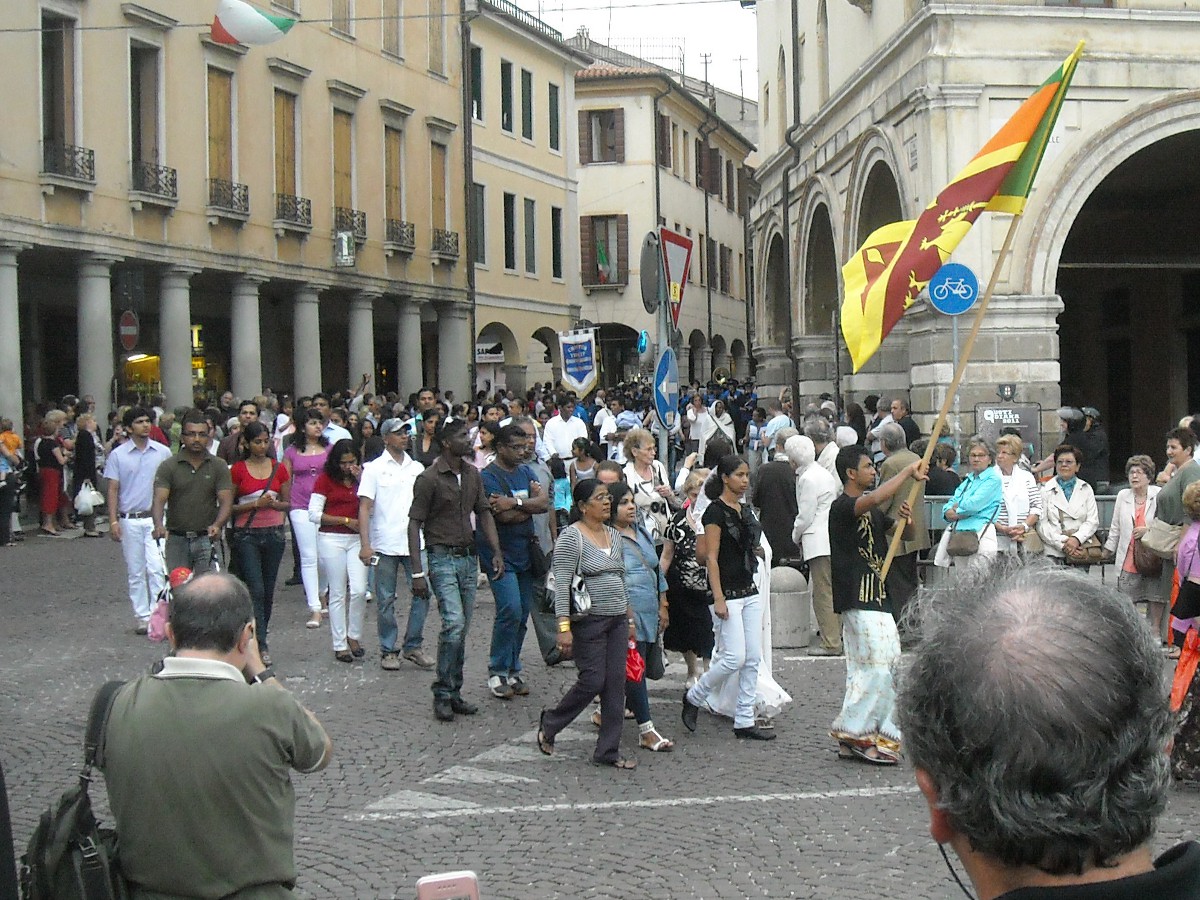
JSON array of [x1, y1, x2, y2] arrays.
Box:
[[770, 564, 813, 650]]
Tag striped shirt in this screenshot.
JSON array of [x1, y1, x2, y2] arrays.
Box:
[[552, 523, 627, 619]]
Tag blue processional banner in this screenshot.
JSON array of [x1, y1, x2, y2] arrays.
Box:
[[559, 329, 599, 396]]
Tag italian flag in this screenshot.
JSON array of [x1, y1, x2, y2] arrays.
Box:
[[596, 238, 611, 284], [212, 0, 297, 45]]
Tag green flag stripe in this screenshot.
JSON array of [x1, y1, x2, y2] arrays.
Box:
[[995, 47, 1082, 202]]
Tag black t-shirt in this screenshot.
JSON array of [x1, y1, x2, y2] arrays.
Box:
[[897, 415, 920, 448], [701, 498, 758, 594], [828, 492, 891, 615], [36, 437, 63, 471]]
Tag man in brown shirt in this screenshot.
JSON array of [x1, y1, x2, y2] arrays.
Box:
[[409, 418, 503, 721]]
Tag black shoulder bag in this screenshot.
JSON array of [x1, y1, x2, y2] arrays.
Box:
[[21, 681, 129, 900]]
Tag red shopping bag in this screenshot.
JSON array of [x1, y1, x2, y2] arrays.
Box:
[[625, 640, 645, 682], [1170, 628, 1199, 712]]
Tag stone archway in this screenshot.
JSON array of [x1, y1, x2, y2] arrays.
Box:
[[687, 328, 707, 385], [532, 326, 561, 389], [730, 338, 747, 378], [710, 334, 728, 375], [756, 232, 789, 387], [855, 160, 904, 248], [1053, 128, 1200, 478], [476, 321, 522, 395], [803, 204, 838, 337]]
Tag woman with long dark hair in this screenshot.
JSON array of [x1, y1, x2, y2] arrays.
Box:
[[538, 478, 638, 769], [308, 439, 368, 663], [229, 421, 289, 662], [412, 408, 443, 468], [284, 408, 331, 627], [600, 482, 674, 751], [682, 455, 773, 741]]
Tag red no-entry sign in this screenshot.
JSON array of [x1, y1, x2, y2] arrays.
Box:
[[118, 310, 139, 352]]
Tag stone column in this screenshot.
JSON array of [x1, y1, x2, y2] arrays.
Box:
[[160, 266, 199, 411], [0, 245, 28, 435], [396, 298, 423, 397], [695, 346, 713, 381], [230, 274, 266, 400], [293, 285, 323, 396], [348, 291, 379, 391], [78, 255, 119, 411], [433, 300, 471, 402]]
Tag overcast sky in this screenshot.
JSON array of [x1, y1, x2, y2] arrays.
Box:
[[518, 0, 760, 100]]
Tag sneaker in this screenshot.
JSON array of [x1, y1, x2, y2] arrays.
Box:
[[508, 674, 530, 696], [380, 651, 401, 671], [403, 648, 435, 670], [134, 618, 150, 635], [488, 675, 514, 699]]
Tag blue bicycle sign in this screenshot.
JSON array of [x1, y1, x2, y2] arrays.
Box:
[[927, 263, 979, 316]]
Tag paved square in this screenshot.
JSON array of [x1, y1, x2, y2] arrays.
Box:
[[2, 536, 1195, 897]]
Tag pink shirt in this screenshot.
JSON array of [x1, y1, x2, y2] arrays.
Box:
[[285, 444, 329, 511]]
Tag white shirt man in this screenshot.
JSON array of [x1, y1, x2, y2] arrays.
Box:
[[357, 420, 434, 672], [541, 398, 589, 460], [105, 406, 173, 632]]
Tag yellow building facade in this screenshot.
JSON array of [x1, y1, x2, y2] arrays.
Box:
[[1, 0, 471, 431], [467, 0, 588, 396]]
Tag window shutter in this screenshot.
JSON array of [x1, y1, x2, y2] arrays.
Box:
[[616, 214, 629, 285], [580, 215, 594, 284], [737, 167, 749, 217], [707, 148, 721, 195], [694, 139, 704, 188], [613, 108, 625, 164], [725, 160, 735, 210], [578, 110, 592, 165], [656, 114, 670, 167]]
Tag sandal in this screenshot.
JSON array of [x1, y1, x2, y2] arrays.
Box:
[[592, 756, 637, 770], [639, 729, 674, 752], [335, 649, 354, 663], [347, 638, 364, 658], [536, 710, 554, 756], [850, 744, 899, 766], [305, 613, 322, 629], [1166, 645, 1182, 659], [835, 741, 855, 760]]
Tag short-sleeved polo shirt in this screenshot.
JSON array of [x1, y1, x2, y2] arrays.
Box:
[[102, 657, 327, 898], [154, 452, 233, 531]]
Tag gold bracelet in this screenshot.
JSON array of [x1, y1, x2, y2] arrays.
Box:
[[557, 622, 571, 633]]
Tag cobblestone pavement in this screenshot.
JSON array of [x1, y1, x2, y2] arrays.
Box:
[[2, 531, 1196, 898]]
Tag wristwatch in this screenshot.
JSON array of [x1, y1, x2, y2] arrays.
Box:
[[516, 496, 524, 507], [250, 668, 276, 685]]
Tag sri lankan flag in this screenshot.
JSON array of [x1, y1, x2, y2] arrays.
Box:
[[840, 42, 1083, 373]]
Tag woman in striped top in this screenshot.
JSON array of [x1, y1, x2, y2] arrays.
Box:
[[537, 478, 638, 770], [994, 433, 1043, 555]]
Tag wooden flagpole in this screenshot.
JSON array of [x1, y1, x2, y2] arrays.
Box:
[[878, 212, 1024, 580]]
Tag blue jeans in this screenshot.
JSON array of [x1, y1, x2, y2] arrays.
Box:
[[373, 551, 430, 654], [166, 533, 216, 573], [229, 527, 286, 652], [488, 567, 534, 678], [427, 547, 479, 700], [625, 639, 652, 725]]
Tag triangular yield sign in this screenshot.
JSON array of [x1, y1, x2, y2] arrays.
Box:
[[658, 227, 693, 331]]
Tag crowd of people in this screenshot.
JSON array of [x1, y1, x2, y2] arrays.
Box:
[[4, 378, 1200, 898]]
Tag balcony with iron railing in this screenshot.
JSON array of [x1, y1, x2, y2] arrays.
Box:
[[481, 0, 563, 42], [334, 207, 368, 243], [207, 178, 250, 223], [129, 160, 178, 209], [40, 141, 96, 195], [274, 193, 313, 235], [432, 228, 460, 262], [385, 219, 415, 255]]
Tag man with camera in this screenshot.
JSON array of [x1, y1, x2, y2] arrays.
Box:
[[102, 573, 332, 898]]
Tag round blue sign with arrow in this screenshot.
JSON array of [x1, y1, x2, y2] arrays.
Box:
[[927, 263, 979, 316]]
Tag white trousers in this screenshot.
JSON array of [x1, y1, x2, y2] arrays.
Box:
[[120, 517, 166, 620], [318, 531, 367, 652], [687, 592, 763, 729], [290, 509, 327, 612]]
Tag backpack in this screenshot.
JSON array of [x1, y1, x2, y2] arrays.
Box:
[[20, 681, 128, 900]]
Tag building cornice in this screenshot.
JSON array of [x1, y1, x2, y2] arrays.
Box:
[[121, 3, 178, 30]]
